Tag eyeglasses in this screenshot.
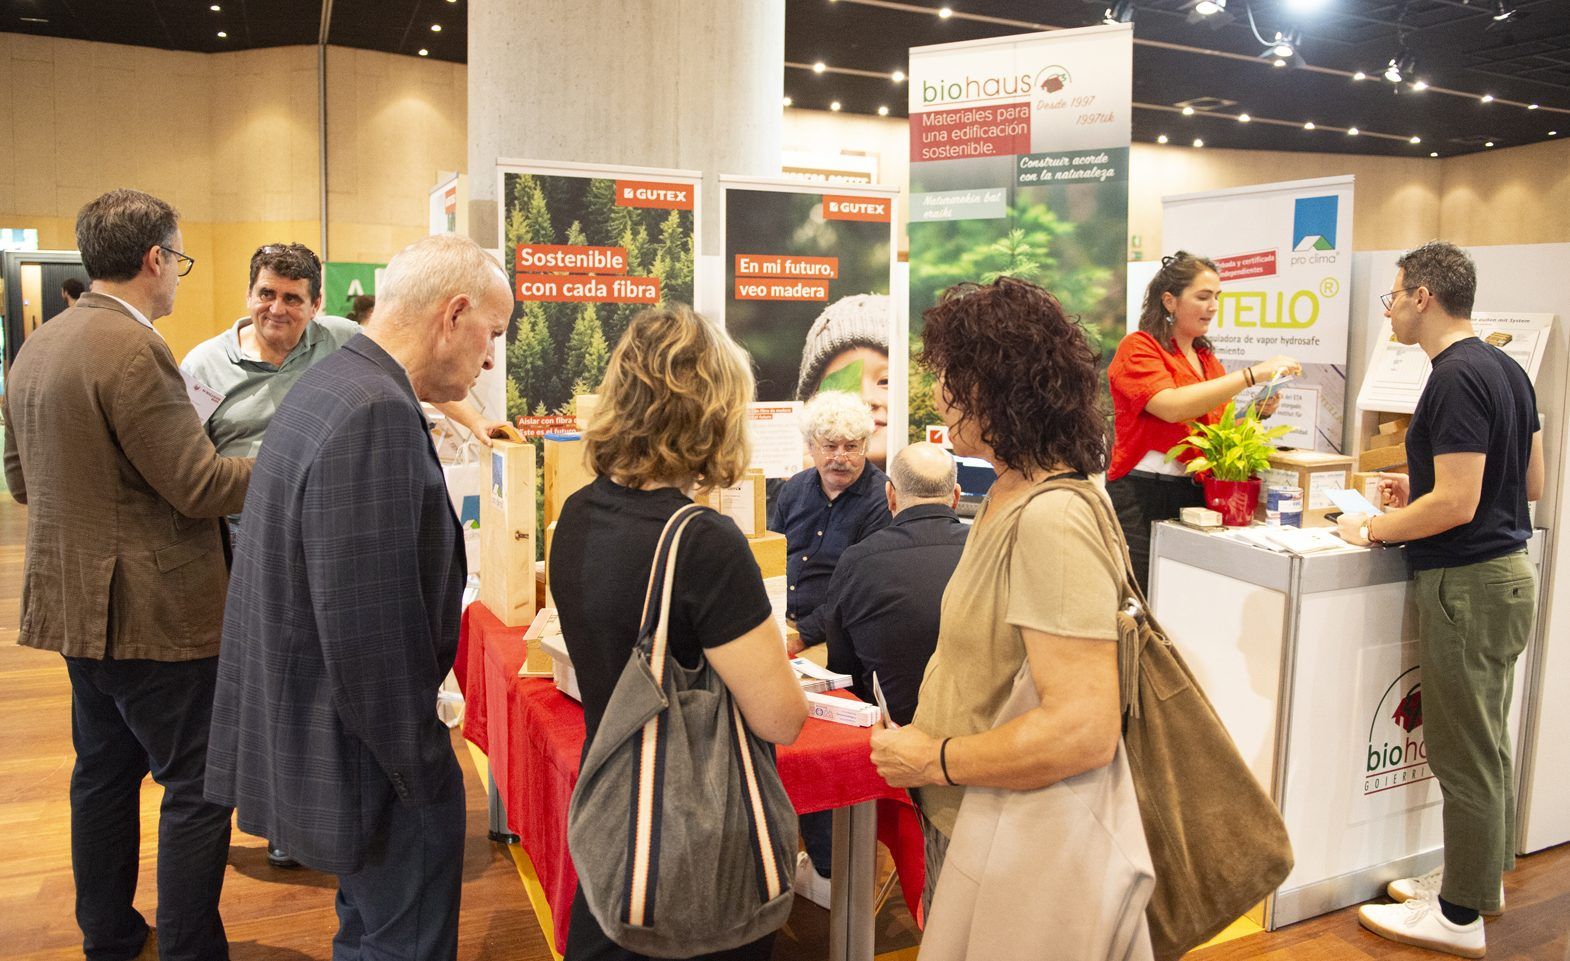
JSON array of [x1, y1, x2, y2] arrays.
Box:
[[814, 440, 866, 458], [1380, 286, 1418, 310], [160, 245, 196, 277]]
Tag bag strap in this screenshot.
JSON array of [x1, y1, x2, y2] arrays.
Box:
[[635, 502, 709, 684], [996, 477, 1166, 720]]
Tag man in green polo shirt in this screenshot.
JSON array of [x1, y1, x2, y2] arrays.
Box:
[[184, 242, 504, 468], [182, 242, 502, 868]]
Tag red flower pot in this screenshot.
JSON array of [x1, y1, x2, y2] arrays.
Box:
[[1203, 477, 1262, 527]]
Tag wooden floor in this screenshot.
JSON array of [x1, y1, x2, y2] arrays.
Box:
[[0, 489, 1565, 960]]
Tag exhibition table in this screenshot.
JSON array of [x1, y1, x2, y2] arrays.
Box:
[[456, 601, 926, 960], [1149, 521, 1544, 928]]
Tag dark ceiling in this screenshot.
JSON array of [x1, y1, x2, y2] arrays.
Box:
[[3, 0, 1567, 157]]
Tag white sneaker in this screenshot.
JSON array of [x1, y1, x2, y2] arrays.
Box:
[[1388, 868, 1504, 916], [793, 851, 832, 909], [1359, 899, 1486, 958]]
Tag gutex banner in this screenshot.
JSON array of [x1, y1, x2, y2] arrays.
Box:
[[495, 159, 700, 555], [720, 178, 900, 475], [496, 160, 699, 424], [1162, 176, 1354, 452], [907, 23, 1132, 445]]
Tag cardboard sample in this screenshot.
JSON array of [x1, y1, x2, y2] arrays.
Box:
[[695, 469, 768, 538], [480, 440, 537, 626], [1261, 448, 1354, 525], [750, 530, 787, 578], [543, 435, 596, 530], [1357, 444, 1408, 473]]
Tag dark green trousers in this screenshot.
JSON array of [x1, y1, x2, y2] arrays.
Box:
[[1412, 550, 1536, 914]]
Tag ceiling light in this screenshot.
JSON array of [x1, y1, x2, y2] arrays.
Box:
[[1412, 80, 1428, 91], [813, 61, 826, 73], [1347, 127, 1360, 136], [1303, 121, 1315, 130], [1286, 0, 1326, 8], [891, 70, 905, 83], [1182, 106, 1195, 116], [1353, 71, 1367, 81], [1485, 141, 1495, 147], [1103, 1, 1135, 24], [1410, 135, 1422, 144], [1193, 138, 1204, 148], [1157, 134, 1169, 144], [1528, 103, 1540, 110], [209, 3, 220, 9], [1481, 94, 1494, 103], [782, 95, 792, 107], [1491, 1, 1516, 22], [830, 100, 842, 111], [1430, 151, 1439, 157], [1273, 59, 1286, 67], [938, 6, 953, 18], [1194, 0, 1225, 15], [418, 48, 429, 56], [1238, 113, 1251, 123], [878, 105, 890, 116], [430, 23, 441, 31], [1385, 50, 1415, 84], [217, 30, 227, 38], [1270, 31, 1297, 59], [1551, 131, 1559, 136]]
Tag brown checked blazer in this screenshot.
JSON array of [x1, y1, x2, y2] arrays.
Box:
[[2, 292, 252, 661]]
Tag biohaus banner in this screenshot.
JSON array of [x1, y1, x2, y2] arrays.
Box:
[[1162, 176, 1354, 451], [907, 24, 1132, 444]]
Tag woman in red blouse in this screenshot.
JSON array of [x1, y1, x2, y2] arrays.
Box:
[[1107, 251, 1301, 593]]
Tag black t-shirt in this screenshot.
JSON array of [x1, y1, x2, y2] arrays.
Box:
[[1405, 337, 1539, 571], [549, 476, 774, 743]]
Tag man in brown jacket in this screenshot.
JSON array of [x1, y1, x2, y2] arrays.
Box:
[[3, 189, 252, 961]]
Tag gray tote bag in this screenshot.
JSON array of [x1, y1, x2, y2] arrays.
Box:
[[566, 503, 797, 957]]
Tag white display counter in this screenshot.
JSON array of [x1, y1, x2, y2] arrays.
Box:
[[1149, 521, 1546, 928]]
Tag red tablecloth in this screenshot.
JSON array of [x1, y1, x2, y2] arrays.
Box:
[[456, 602, 926, 954]]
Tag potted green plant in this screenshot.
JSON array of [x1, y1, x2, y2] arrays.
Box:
[[1165, 401, 1292, 526]]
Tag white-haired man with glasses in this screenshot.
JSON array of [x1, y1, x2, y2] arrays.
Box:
[[767, 390, 892, 907]]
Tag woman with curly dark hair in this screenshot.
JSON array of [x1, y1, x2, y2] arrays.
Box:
[[871, 277, 1155, 959]]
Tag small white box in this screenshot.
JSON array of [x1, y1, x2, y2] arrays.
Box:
[[537, 630, 580, 702], [805, 691, 880, 727]]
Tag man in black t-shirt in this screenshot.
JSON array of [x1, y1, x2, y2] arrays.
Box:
[[1339, 242, 1544, 958]]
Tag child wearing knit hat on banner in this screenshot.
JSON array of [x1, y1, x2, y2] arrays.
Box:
[[796, 293, 892, 470]]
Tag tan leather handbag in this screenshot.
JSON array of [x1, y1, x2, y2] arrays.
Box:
[[1054, 478, 1295, 961]]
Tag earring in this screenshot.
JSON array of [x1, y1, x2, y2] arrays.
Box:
[[1164, 314, 1174, 324]]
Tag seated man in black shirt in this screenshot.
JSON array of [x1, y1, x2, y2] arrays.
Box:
[[823, 441, 967, 727]]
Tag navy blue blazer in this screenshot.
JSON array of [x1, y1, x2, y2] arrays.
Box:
[[205, 334, 465, 874]]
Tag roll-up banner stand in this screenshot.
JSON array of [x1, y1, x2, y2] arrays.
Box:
[[495, 159, 701, 426], [494, 159, 701, 555], [429, 173, 466, 237], [907, 23, 1132, 447], [1163, 176, 1355, 452], [719, 177, 902, 477]]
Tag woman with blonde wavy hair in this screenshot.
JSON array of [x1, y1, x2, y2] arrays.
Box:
[[549, 304, 808, 961]]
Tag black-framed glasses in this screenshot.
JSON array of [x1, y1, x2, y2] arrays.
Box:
[[1380, 286, 1418, 310], [160, 245, 196, 277]]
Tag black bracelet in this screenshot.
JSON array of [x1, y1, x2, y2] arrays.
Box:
[[1244, 367, 1255, 387], [939, 737, 957, 786]]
